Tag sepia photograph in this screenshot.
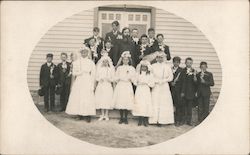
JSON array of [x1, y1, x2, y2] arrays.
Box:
[[1, 1, 249, 154], [27, 4, 222, 148]]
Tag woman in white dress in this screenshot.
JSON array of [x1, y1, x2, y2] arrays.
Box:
[[95, 55, 115, 121], [149, 52, 175, 126], [132, 60, 155, 127], [113, 51, 136, 124], [65, 47, 96, 122]]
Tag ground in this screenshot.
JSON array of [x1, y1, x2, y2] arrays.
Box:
[[31, 91, 218, 148]]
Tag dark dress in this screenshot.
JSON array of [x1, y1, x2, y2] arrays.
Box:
[[105, 31, 122, 66], [170, 67, 184, 124], [57, 62, 72, 111], [196, 71, 214, 123], [39, 63, 59, 111]]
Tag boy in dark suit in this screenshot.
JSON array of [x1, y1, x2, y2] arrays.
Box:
[[152, 34, 171, 61], [84, 27, 104, 63], [170, 56, 184, 126], [57, 53, 72, 111], [39, 53, 58, 112], [105, 21, 122, 65], [137, 34, 153, 61], [147, 28, 157, 47], [197, 61, 214, 123], [181, 57, 197, 125], [102, 40, 116, 64]]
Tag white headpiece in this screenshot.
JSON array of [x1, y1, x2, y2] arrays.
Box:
[[121, 51, 131, 58], [136, 60, 152, 72], [79, 45, 90, 53], [155, 51, 166, 57], [96, 55, 114, 68]]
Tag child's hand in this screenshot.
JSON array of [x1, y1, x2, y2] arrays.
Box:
[[50, 75, 54, 79]]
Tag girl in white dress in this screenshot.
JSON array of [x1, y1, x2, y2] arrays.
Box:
[[66, 47, 96, 123], [113, 51, 136, 124], [95, 55, 115, 121], [149, 52, 175, 126], [132, 60, 155, 127]]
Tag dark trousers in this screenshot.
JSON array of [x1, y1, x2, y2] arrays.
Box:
[[183, 98, 193, 124], [44, 85, 55, 111], [60, 83, 71, 111], [198, 96, 210, 123], [173, 92, 184, 123]]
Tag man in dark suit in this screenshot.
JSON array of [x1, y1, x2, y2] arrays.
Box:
[[170, 56, 184, 126], [39, 53, 58, 112], [196, 61, 214, 123], [180, 57, 197, 125], [147, 28, 157, 47], [105, 21, 122, 65], [117, 27, 138, 67], [57, 53, 72, 111], [152, 34, 171, 61], [84, 27, 104, 63]]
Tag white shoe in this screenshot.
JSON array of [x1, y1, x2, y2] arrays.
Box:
[[104, 116, 109, 121], [98, 116, 104, 121]]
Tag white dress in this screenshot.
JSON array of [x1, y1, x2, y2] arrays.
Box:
[[65, 57, 96, 116], [95, 66, 115, 109], [113, 65, 135, 110], [149, 62, 175, 124], [132, 72, 155, 117]]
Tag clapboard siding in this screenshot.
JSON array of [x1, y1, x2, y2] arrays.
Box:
[[27, 8, 222, 94], [155, 9, 222, 93], [27, 9, 94, 90]]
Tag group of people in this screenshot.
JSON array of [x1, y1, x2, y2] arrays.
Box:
[[39, 20, 214, 127]]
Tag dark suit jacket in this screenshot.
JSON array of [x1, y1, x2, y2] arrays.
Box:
[[105, 31, 122, 65], [197, 71, 214, 97], [170, 67, 183, 94], [39, 63, 58, 87], [152, 42, 171, 60], [57, 62, 71, 86], [118, 36, 138, 67], [84, 36, 104, 63], [181, 67, 197, 100]]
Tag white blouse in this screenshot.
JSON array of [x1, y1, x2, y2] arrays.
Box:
[[152, 62, 173, 84], [115, 65, 136, 83]]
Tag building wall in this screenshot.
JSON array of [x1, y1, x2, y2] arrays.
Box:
[[155, 9, 222, 93], [27, 9, 94, 91], [27, 8, 222, 94]]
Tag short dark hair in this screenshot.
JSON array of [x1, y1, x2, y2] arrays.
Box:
[[112, 21, 120, 26], [46, 53, 53, 58], [173, 56, 181, 63], [61, 52, 68, 57], [93, 27, 100, 32], [148, 28, 155, 32], [200, 61, 208, 67], [105, 40, 112, 45], [122, 27, 130, 34], [140, 34, 148, 39], [156, 34, 164, 38], [185, 57, 193, 62]]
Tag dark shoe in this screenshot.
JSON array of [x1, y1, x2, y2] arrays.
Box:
[[86, 116, 91, 123], [119, 119, 123, 124], [138, 117, 142, 126], [124, 118, 128, 124], [143, 118, 148, 127], [157, 123, 162, 127], [44, 108, 49, 112]]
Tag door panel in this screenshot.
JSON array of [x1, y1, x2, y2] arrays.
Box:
[[98, 10, 151, 38]]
